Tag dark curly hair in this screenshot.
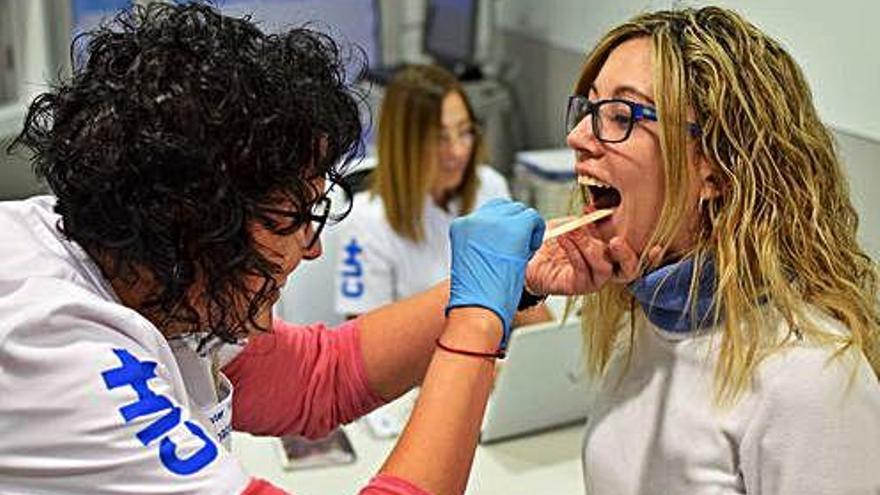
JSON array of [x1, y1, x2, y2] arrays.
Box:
[[9, 2, 365, 342]]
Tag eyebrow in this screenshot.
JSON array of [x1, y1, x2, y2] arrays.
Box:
[[589, 84, 655, 105], [441, 118, 475, 131]]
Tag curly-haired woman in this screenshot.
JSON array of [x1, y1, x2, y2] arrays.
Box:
[[525, 7, 880, 494], [0, 3, 545, 494]]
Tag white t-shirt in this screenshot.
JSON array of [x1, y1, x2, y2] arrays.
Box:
[[582, 308, 880, 495], [0, 196, 250, 494], [334, 165, 510, 315]]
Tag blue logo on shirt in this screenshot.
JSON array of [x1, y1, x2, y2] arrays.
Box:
[[101, 348, 218, 475], [341, 237, 364, 298]]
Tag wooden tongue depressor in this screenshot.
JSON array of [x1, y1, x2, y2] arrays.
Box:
[[544, 209, 613, 241]]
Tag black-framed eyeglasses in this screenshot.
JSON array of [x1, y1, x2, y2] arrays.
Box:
[[261, 181, 353, 250], [565, 95, 701, 143], [438, 122, 481, 149]]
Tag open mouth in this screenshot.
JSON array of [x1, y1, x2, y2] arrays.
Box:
[[578, 175, 621, 210]]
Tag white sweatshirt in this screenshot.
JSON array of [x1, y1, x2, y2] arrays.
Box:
[[582, 308, 880, 494], [334, 165, 510, 314]]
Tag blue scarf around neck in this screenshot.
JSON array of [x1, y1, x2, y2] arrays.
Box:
[[627, 255, 720, 333]]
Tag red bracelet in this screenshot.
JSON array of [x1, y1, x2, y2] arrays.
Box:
[[435, 338, 506, 360]]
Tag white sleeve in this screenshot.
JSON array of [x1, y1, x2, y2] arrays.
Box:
[[334, 210, 396, 316], [0, 319, 251, 494], [740, 347, 880, 495], [475, 165, 511, 206]]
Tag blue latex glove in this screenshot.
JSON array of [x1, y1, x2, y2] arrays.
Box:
[[446, 198, 546, 350]]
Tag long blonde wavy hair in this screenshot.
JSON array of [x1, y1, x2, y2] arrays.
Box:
[[576, 7, 879, 403], [371, 65, 484, 242]]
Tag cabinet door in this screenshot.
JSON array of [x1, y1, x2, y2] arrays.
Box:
[[0, 0, 19, 103]]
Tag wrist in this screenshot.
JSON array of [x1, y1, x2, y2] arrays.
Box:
[[517, 284, 547, 311], [444, 307, 503, 353]]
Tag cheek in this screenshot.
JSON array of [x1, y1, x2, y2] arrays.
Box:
[[628, 179, 665, 248], [254, 228, 303, 274], [440, 146, 471, 167], [278, 235, 305, 273], [635, 157, 666, 210], [621, 143, 667, 251]]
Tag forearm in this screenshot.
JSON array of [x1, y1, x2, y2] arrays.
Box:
[[358, 281, 450, 401], [223, 320, 384, 439], [377, 308, 501, 495]]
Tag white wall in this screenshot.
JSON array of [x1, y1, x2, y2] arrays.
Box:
[[0, 0, 60, 199], [837, 130, 880, 261], [498, 0, 880, 142], [0, 0, 55, 139]]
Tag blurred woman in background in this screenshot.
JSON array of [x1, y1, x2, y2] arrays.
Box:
[[335, 64, 511, 317], [333, 64, 548, 438]]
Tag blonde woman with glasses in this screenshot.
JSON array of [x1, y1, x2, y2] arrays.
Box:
[[524, 7, 880, 494]]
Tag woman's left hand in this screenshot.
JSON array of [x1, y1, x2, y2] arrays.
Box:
[[525, 226, 641, 296]]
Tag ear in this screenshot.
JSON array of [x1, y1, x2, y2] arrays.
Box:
[[697, 155, 722, 202]]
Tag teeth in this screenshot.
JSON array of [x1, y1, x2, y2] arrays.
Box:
[[577, 175, 613, 189]]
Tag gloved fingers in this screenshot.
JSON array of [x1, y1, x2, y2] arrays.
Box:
[[481, 197, 513, 209], [480, 198, 527, 216], [520, 208, 546, 253]]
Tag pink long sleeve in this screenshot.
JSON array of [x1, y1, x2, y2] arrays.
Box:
[[223, 318, 385, 439], [240, 474, 432, 495], [226, 320, 431, 495], [359, 475, 433, 495]]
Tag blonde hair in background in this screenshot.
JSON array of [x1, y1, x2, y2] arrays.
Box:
[[574, 6, 879, 404], [371, 65, 485, 242]]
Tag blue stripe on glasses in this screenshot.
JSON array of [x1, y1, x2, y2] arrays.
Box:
[[566, 95, 701, 143]]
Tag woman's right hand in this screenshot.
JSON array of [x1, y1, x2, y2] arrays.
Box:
[[446, 199, 545, 349], [525, 221, 642, 296]]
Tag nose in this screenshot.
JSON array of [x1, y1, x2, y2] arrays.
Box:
[[443, 138, 471, 162], [302, 237, 323, 260], [566, 114, 601, 156], [454, 140, 471, 158], [299, 223, 323, 260]]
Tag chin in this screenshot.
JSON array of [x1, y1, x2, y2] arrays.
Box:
[[438, 175, 465, 194], [587, 221, 618, 245], [450, 169, 467, 184]]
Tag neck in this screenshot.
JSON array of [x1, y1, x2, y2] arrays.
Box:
[[430, 187, 452, 208], [92, 250, 192, 338], [93, 249, 272, 341]]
